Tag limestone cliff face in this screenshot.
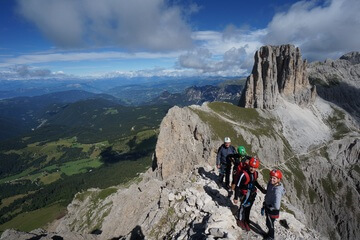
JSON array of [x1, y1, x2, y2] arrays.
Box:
[[308, 51, 360, 123], [155, 106, 215, 180], [239, 44, 316, 109]]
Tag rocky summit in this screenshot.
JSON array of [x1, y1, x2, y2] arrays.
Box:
[[1, 45, 359, 240], [239, 44, 316, 109]]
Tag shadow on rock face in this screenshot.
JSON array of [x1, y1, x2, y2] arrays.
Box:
[[129, 225, 145, 240], [314, 82, 360, 124], [198, 167, 218, 182], [111, 225, 145, 240], [249, 220, 267, 236], [186, 214, 210, 240], [203, 185, 235, 210]]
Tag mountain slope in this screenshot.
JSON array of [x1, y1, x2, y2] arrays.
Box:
[[54, 45, 359, 240], [2, 45, 359, 240], [308, 51, 360, 123], [0, 90, 124, 141]]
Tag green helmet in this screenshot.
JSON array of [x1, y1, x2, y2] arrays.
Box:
[[237, 146, 247, 156]]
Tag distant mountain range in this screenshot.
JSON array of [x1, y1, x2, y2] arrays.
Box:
[[148, 84, 243, 106], [0, 78, 246, 141], [0, 90, 124, 141], [0, 76, 242, 103]]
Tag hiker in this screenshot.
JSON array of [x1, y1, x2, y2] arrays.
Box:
[[227, 146, 251, 197], [216, 137, 236, 189], [233, 157, 266, 231], [261, 169, 286, 240]]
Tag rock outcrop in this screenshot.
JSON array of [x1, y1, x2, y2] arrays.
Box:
[[239, 44, 316, 109], [155, 106, 215, 180], [308, 51, 360, 123]]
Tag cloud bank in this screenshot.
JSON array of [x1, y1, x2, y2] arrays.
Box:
[[265, 0, 360, 60], [0, 65, 68, 80], [8, 0, 360, 80], [17, 0, 193, 51]]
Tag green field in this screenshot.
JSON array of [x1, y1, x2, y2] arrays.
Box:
[[0, 194, 28, 209], [0, 97, 167, 232], [0, 204, 66, 232], [0, 129, 157, 232], [42, 158, 103, 176]]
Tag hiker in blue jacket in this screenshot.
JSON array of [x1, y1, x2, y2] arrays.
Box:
[[261, 169, 286, 240], [216, 137, 236, 189]]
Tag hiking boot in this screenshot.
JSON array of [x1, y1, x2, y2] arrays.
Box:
[[236, 220, 246, 230], [244, 221, 250, 231], [263, 233, 274, 240]]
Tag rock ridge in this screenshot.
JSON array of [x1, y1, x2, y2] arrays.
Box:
[[239, 44, 316, 109]]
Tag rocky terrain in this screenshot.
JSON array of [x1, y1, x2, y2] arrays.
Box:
[[308, 51, 360, 123], [1, 45, 359, 240], [239, 44, 316, 109]]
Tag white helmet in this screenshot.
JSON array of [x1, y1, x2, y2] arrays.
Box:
[[224, 137, 231, 143]]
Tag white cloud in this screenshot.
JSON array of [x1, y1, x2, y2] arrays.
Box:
[[177, 27, 267, 76], [16, 0, 193, 51], [264, 0, 360, 60], [0, 51, 183, 67], [177, 46, 249, 76], [0, 65, 69, 80]]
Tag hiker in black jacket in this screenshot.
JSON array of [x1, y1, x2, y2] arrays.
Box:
[[216, 137, 236, 189]]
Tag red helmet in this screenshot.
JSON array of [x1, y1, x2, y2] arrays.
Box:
[[249, 157, 260, 168], [270, 169, 283, 179]]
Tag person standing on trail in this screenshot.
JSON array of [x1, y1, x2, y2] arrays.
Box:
[[226, 146, 251, 198], [261, 169, 286, 240], [216, 137, 236, 189], [233, 157, 266, 232]]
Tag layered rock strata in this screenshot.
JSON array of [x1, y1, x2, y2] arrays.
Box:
[[308, 51, 360, 123], [239, 44, 316, 109]]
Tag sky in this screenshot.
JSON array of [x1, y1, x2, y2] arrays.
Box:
[[0, 0, 359, 80]]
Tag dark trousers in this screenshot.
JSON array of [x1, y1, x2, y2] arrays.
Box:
[[225, 162, 231, 186], [265, 212, 276, 238], [237, 201, 254, 222], [237, 192, 256, 222], [219, 162, 231, 186]]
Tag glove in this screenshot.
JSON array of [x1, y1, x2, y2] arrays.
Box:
[[261, 207, 265, 216]]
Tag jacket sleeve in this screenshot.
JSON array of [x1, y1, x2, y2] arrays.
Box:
[[254, 181, 266, 194], [234, 186, 240, 200], [274, 187, 285, 210], [216, 146, 222, 165]]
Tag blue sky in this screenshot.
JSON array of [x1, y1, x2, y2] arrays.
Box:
[[0, 0, 359, 80]]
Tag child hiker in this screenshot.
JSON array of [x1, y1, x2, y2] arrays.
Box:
[[262, 169, 286, 240], [233, 157, 266, 231]]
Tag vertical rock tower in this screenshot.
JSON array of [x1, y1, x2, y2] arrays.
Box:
[[239, 44, 316, 109]]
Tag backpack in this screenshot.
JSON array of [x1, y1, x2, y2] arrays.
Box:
[[237, 170, 258, 195]]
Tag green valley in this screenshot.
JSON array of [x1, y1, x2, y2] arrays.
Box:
[[0, 92, 169, 233]]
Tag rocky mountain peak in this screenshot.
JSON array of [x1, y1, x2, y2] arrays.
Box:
[[339, 51, 360, 64], [239, 44, 316, 109]]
